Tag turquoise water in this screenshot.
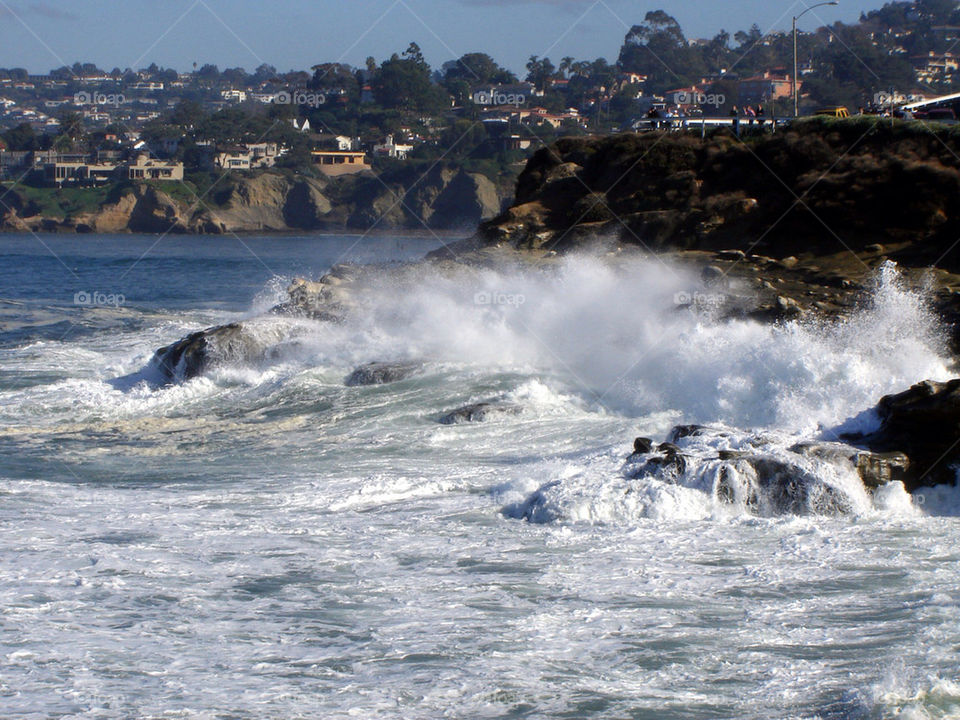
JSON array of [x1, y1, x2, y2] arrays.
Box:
[[1, 234, 959, 720]]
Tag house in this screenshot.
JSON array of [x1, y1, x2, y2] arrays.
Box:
[[912, 52, 959, 84], [129, 81, 164, 92], [43, 158, 119, 186], [0, 150, 30, 180], [310, 150, 371, 176], [315, 134, 359, 151], [372, 134, 414, 159], [126, 154, 184, 181], [221, 89, 247, 103], [215, 145, 252, 170], [246, 142, 281, 167], [738, 71, 793, 105]]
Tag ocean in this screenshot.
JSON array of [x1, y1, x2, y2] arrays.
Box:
[[1, 233, 959, 720]]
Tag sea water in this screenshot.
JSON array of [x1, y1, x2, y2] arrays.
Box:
[[1, 234, 958, 720]]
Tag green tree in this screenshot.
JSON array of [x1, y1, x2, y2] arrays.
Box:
[[372, 43, 450, 113], [2, 122, 39, 151], [443, 53, 516, 87], [617, 11, 705, 93], [525, 56, 556, 91]]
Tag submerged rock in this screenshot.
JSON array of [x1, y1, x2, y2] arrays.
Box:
[[438, 402, 523, 424], [345, 361, 424, 387]]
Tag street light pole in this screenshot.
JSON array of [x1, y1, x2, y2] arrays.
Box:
[[793, 1, 839, 117]]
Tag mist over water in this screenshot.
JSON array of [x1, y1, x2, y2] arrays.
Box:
[[1, 236, 959, 719]]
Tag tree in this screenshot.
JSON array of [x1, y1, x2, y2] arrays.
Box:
[[372, 43, 450, 113], [59, 110, 85, 140], [525, 56, 556, 91], [222, 67, 249, 86], [2, 123, 38, 151], [170, 100, 205, 128], [617, 11, 703, 93], [252, 64, 278, 84], [443, 53, 516, 87]]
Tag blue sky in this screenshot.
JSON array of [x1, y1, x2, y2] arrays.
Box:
[[0, 0, 889, 76]]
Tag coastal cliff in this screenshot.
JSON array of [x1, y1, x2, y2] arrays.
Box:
[[0, 164, 504, 235]]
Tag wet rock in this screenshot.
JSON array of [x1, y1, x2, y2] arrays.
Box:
[[438, 402, 523, 424], [746, 457, 854, 515], [668, 425, 706, 442], [632, 437, 655, 454], [845, 379, 960, 489], [717, 249, 746, 261], [345, 361, 424, 387], [150, 322, 258, 382], [776, 295, 801, 316], [630, 442, 688, 478], [701, 265, 726, 286], [790, 441, 910, 489]]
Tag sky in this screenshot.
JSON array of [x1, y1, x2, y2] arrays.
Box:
[[0, 0, 892, 77]]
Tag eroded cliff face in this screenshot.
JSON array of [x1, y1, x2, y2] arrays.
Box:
[[0, 165, 504, 234]]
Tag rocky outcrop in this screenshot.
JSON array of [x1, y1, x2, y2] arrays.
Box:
[[471, 119, 960, 268], [626, 424, 918, 512], [843, 379, 960, 489], [151, 323, 251, 382]]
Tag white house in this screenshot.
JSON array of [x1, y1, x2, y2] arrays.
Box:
[[373, 134, 414, 159]]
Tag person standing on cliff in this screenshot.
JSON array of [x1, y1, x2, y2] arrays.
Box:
[[730, 106, 740, 137]]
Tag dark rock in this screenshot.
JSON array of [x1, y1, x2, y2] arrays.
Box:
[[668, 425, 705, 442], [633, 437, 655, 454], [747, 457, 853, 515], [718, 449, 745, 460], [345, 361, 424, 387], [636, 443, 688, 477], [791, 441, 910, 489], [150, 322, 256, 382], [438, 402, 523, 424], [845, 379, 960, 489]]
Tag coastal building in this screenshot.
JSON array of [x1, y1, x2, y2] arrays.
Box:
[[310, 150, 371, 176], [215, 145, 253, 170], [246, 142, 281, 167], [214, 143, 281, 170], [129, 81, 165, 92], [43, 159, 119, 185], [372, 134, 414, 159], [221, 89, 247, 103], [126, 154, 184, 181], [738, 71, 793, 105], [912, 51, 959, 84], [315, 134, 359, 151]]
